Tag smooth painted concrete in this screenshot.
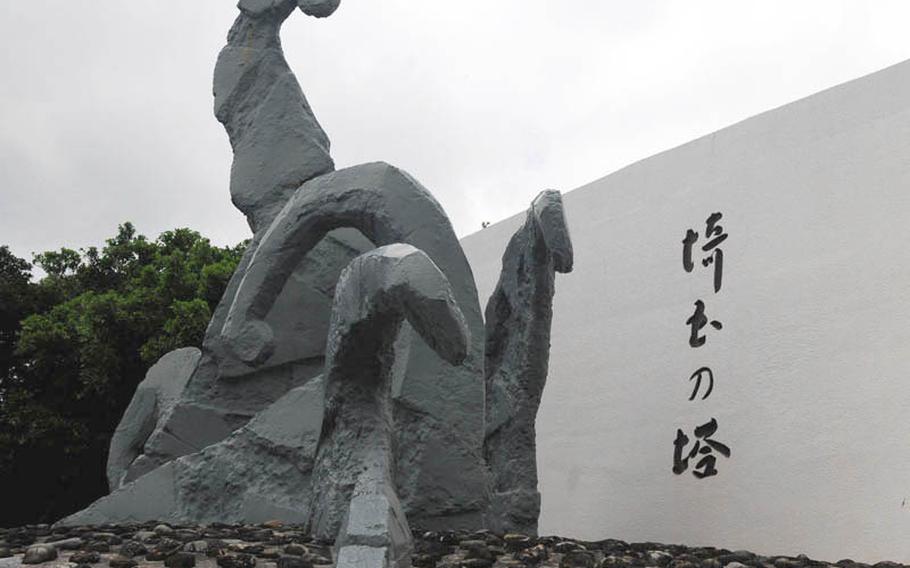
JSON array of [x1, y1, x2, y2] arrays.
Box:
[[461, 58, 910, 563]]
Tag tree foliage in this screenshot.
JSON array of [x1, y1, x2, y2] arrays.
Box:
[[0, 223, 244, 527]]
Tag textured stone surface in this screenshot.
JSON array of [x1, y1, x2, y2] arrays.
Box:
[[21, 545, 55, 565], [334, 484, 410, 563], [60, 377, 325, 526], [335, 545, 387, 568], [221, 162, 487, 528], [164, 552, 196, 568], [107, 348, 201, 490], [133, 228, 369, 477], [296, 0, 341, 18], [483, 190, 574, 535], [303, 244, 468, 567], [109, 554, 139, 568], [215, 0, 335, 233]]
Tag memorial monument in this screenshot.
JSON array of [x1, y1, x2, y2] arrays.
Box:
[[60, 1, 574, 566]]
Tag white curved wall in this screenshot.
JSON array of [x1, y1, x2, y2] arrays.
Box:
[[461, 59, 910, 563]]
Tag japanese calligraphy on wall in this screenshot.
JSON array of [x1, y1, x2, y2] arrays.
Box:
[[461, 60, 910, 561], [673, 212, 731, 479]]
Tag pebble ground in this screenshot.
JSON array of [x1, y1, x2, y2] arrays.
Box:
[[0, 523, 902, 568]]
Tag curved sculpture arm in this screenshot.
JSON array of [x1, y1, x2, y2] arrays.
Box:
[[327, 243, 470, 371], [220, 162, 475, 366], [308, 244, 467, 558], [532, 190, 574, 274]]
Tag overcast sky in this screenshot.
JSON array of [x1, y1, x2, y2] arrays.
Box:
[[2, 1, 910, 261]]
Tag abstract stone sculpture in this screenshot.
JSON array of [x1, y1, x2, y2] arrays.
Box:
[[308, 244, 469, 568], [106, 0, 369, 491], [483, 190, 574, 535], [106, 0, 488, 529], [63, 1, 575, 563], [220, 161, 488, 529]]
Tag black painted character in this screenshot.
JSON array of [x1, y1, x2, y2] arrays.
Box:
[[686, 300, 722, 348], [688, 366, 714, 401], [682, 212, 728, 293], [672, 418, 731, 478]]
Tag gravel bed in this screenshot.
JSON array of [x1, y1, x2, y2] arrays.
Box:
[[0, 523, 901, 568]]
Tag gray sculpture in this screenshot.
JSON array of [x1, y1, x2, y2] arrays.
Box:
[[64, 1, 575, 562], [63, 244, 469, 556], [219, 161, 488, 529], [216, 0, 337, 233], [483, 190, 574, 535], [103, 0, 368, 491], [60, 378, 325, 525], [104, 0, 488, 528], [309, 243, 469, 568], [106, 348, 199, 489]]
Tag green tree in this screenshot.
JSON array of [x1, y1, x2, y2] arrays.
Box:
[[0, 245, 36, 393], [0, 224, 244, 527]]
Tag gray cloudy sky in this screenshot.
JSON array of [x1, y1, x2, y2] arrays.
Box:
[[1, 1, 910, 261]]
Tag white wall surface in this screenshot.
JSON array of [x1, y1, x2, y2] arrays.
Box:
[[460, 59, 910, 563]]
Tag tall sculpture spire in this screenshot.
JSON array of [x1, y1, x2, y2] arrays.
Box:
[[214, 0, 339, 232], [484, 190, 574, 534]]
